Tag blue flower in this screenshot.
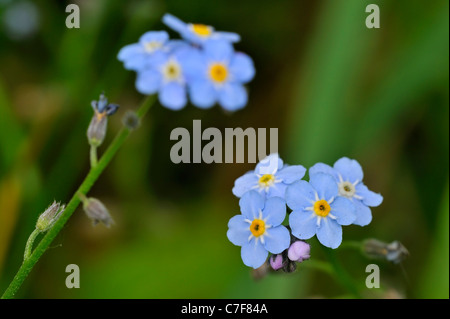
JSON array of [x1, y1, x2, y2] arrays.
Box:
[[117, 31, 170, 71], [135, 44, 192, 110], [232, 153, 306, 200], [309, 157, 383, 226], [227, 191, 290, 269], [286, 173, 356, 249], [183, 39, 255, 111], [162, 13, 240, 45]]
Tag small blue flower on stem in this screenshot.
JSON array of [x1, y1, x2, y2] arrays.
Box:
[[135, 45, 192, 110], [309, 157, 383, 226], [227, 191, 290, 269], [183, 39, 255, 111], [286, 173, 356, 249], [117, 31, 170, 71], [162, 13, 240, 45], [232, 153, 306, 199]]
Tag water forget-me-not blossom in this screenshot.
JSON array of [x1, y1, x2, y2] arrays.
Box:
[[309, 157, 383, 226], [227, 191, 290, 269], [162, 13, 240, 45], [117, 14, 255, 111], [182, 39, 255, 111], [286, 172, 356, 249], [232, 153, 306, 199]]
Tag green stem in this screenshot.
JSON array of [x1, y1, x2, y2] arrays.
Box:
[[322, 247, 361, 298], [90, 145, 98, 168], [23, 229, 41, 261], [1, 95, 156, 299]]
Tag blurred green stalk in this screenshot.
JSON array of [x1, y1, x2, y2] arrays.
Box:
[[1, 95, 156, 299]]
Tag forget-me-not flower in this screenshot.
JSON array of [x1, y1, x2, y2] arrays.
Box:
[[227, 191, 290, 269], [162, 13, 240, 45], [135, 44, 192, 110], [183, 39, 255, 111], [232, 153, 306, 199], [309, 157, 383, 226], [286, 173, 356, 249], [117, 31, 170, 71]]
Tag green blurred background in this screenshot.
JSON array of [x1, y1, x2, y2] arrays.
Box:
[[0, 0, 448, 299]]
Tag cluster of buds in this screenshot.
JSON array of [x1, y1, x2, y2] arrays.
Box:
[[269, 237, 311, 273]]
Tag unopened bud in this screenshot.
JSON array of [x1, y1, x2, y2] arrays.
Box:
[[81, 196, 114, 227], [269, 254, 284, 271], [36, 201, 65, 232], [122, 110, 140, 130], [363, 239, 409, 264], [287, 240, 311, 262]]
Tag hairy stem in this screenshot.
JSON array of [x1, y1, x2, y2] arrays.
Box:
[[23, 229, 40, 261], [1, 95, 155, 299]]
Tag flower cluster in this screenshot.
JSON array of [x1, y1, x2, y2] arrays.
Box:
[[227, 154, 383, 269], [118, 13, 255, 111]]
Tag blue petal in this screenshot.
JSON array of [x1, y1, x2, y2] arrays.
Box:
[[158, 82, 187, 110], [232, 171, 258, 198], [266, 183, 287, 199], [352, 199, 373, 226], [255, 153, 283, 175], [189, 80, 217, 109], [227, 215, 251, 246], [261, 196, 286, 226], [330, 197, 356, 226], [316, 218, 342, 249], [285, 181, 315, 211], [241, 241, 268, 269], [263, 226, 290, 254], [229, 52, 255, 83], [309, 163, 338, 180], [135, 69, 161, 95], [239, 191, 265, 220], [334, 157, 364, 183], [309, 173, 338, 201], [178, 48, 206, 81], [289, 210, 317, 240], [213, 31, 241, 43], [204, 39, 234, 62], [356, 184, 383, 207], [139, 31, 169, 46], [218, 83, 248, 111], [162, 13, 187, 34], [123, 52, 148, 71], [276, 165, 306, 184], [117, 43, 143, 62]]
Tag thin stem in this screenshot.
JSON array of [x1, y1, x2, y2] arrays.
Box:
[[90, 145, 98, 168], [1, 95, 156, 299], [23, 229, 41, 261]]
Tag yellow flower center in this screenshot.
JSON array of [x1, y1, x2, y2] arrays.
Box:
[[209, 63, 228, 83], [250, 219, 266, 237], [314, 199, 331, 217], [162, 60, 182, 81], [191, 24, 212, 37], [258, 174, 275, 188]]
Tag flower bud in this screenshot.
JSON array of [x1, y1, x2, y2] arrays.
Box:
[[36, 201, 65, 232], [363, 239, 409, 264], [269, 254, 284, 271], [82, 197, 114, 227], [287, 240, 311, 262], [122, 110, 140, 130]]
